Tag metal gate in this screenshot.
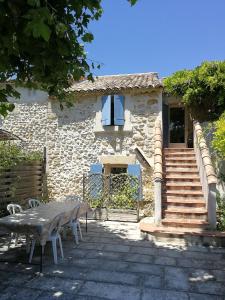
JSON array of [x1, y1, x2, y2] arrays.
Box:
[[83, 173, 142, 222]]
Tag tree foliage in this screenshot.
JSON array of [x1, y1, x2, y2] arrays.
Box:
[[164, 61, 225, 121], [0, 0, 137, 117], [212, 112, 225, 159]]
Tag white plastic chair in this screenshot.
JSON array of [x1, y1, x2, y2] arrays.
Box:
[[28, 198, 41, 208], [63, 206, 83, 244], [63, 196, 83, 242], [7, 204, 23, 215], [7, 204, 23, 247], [29, 213, 64, 264]]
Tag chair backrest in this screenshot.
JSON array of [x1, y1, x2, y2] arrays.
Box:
[[28, 198, 41, 208], [70, 205, 80, 223], [64, 195, 82, 202], [49, 213, 65, 236], [7, 204, 23, 215]]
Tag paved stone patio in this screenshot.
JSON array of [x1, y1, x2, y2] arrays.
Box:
[[0, 220, 225, 300]]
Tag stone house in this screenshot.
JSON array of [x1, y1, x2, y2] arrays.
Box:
[[0, 72, 219, 235]]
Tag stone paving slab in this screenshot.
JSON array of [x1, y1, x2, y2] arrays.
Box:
[[0, 220, 225, 300], [78, 281, 141, 300]]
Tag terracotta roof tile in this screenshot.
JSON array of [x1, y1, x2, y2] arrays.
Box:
[[70, 72, 162, 94]]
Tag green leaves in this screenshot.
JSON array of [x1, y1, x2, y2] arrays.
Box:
[[0, 102, 15, 118], [24, 7, 52, 41], [164, 61, 225, 121], [82, 32, 94, 43], [0, 142, 42, 170], [0, 84, 19, 117], [55, 22, 67, 37], [216, 193, 225, 231], [27, 0, 40, 7], [26, 19, 51, 41], [0, 0, 135, 117], [128, 0, 138, 5], [212, 112, 225, 159], [37, 22, 51, 41]]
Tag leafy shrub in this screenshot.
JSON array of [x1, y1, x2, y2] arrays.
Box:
[[85, 173, 140, 209], [88, 197, 104, 208], [0, 142, 42, 170], [164, 61, 225, 121], [110, 175, 138, 209], [212, 112, 225, 159], [217, 193, 225, 231]]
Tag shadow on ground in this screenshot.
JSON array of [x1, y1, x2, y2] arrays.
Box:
[[0, 220, 225, 300]]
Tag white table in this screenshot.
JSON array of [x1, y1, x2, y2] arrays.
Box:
[[0, 200, 90, 272]]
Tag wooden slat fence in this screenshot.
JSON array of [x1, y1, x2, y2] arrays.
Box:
[[0, 161, 44, 216]]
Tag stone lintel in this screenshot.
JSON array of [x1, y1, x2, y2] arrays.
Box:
[[100, 155, 136, 165]]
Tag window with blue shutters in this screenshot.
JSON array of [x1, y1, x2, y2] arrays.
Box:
[[101, 95, 125, 126], [114, 95, 125, 125]]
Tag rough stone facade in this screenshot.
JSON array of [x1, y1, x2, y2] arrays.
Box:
[[1, 87, 162, 215]]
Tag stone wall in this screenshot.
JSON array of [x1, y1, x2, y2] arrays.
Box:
[[0, 88, 49, 152], [1, 88, 162, 215]]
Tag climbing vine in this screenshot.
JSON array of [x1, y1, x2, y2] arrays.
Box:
[[164, 61, 225, 121]]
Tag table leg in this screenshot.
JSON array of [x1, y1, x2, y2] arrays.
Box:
[[40, 245, 43, 273], [86, 212, 88, 232]]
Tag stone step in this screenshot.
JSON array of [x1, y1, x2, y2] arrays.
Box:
[[165, 175, 200, 180], [164, 208, 207, 220], [165, 190, 204, 196], [165, 162, 197, 167], [165, 207, 207, 213], [164, 175, 200, 184], [164, 203, 205, 209], [164, 148, 194, 152], [164, 198, 206, 208], [165, 166, 198, 172], [166, 182, 202, 187], [161, 218, 208, 228], [164, 196, 205, 202], [165, 183, 202, 191], [140, 224, 205, 235], [140, 221, 225, 247], [165, 153, 196, 158], [165, 170, 199, 176], [165, 157, 197, 162]]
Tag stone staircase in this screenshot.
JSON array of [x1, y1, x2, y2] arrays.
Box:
[[162, 148, 208, 230], [140, 146, 225, 245], [140, 122, 224, 246]]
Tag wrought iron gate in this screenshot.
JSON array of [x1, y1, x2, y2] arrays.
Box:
[[83, 173, 142, 222]]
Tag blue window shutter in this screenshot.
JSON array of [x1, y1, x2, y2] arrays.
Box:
[[127, 164, 142, 201], [101, 95, 111, 126], [90, 164, 103, 174], [128, 164, 141, 178], [89, 164, 103, 199], [114, 95, 125, 126]]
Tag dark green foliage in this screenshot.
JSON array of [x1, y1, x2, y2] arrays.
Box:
[[85, 173, 139, 209], [0, 0, 136, 116], [217, 193, 225, 231], [164, 61, 225, 121]]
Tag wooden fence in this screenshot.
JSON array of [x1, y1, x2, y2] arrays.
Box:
[[0, 161, 44, 216]]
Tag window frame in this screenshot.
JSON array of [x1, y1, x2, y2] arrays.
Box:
[[94, 94, 133, 133]]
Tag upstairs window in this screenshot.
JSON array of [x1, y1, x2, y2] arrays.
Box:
[[101, 95, 125, 126]]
